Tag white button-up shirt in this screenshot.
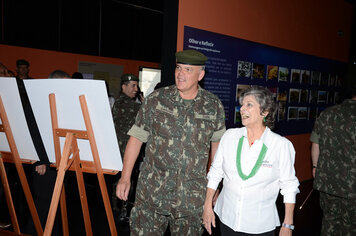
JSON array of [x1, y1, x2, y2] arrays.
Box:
[[207, 127, 299, 234]]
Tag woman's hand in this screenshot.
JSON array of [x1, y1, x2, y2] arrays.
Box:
[[202, 205, 216, 235], [279, 226, 292, 236]]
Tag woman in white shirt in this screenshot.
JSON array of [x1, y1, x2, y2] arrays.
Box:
[[203, 86, 299, 236]]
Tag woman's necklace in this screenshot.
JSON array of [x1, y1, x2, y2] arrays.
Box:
[[236, 136, 268, 180]]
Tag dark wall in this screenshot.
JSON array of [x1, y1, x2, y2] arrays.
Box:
[[0, 0, 164, 62]]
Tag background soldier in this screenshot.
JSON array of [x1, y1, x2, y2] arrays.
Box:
[[310, 88, 356, 236], [15, 59, 32, 80], [111, 74, 142, 223], [116, 49, 226, 235]]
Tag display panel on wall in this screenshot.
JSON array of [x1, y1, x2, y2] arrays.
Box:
[[183, 26, 346, 136]]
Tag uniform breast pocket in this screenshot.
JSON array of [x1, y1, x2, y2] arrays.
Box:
[[153, 107, 180, 138], [191, 115, 215, 152]]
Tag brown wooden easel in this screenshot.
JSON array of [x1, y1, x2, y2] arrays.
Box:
[[43, 93, 117, 236], [0, 95, 43, 236]]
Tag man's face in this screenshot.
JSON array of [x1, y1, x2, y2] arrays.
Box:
[[0, 65, 9, 77], [175, 64, 204, 95], [122, 81, 138, 98], [16, 65, 29, 77]]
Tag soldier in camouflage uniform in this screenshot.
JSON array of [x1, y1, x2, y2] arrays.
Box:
[[116, 49, 226, 235], [111, 73, 141, 222], [310, 89, 356, 236]]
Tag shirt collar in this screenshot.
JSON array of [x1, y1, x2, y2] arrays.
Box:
[[242, 126, 271, 148], [171, 85, 203, 103]]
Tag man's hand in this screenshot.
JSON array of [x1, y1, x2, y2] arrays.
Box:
[[116, 177, 131, 201], [35, 164, 47, 175]]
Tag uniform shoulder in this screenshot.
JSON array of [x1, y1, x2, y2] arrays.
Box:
[[200, 87, 221, 101], [146, 85, 175, 99]]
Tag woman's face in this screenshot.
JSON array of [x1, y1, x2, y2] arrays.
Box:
[[240, 95, 266, 128]]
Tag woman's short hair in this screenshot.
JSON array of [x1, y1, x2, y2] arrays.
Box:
[[239, 86, 277, 129]]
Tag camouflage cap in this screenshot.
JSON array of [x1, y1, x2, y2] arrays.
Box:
[[175, 50, 208, 66], [16, 59, 30, 66], [121, 74, 139, 82]]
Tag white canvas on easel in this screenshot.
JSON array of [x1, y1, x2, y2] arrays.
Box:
[[0, 77, 39, 161], [24, 79, 122, 171]]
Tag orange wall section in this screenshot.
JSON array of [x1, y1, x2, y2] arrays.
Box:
[[285, 134, 313, 181], [177, 0, 353, 62], [0, 44, 159, 79]]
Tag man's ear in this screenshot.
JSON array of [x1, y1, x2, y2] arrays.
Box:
[[198, 70, 205, 82]]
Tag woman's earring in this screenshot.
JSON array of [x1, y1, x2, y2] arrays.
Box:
[[263, 116, 266, 123]]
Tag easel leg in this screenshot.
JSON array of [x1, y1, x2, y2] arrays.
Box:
[[43, 133, 73, 236], [59, 186, 68, 235], [0, 96, 43, 235], [79, 95, 117, 236], [0, 156, 20, 234], [72, 138, 92, 236]]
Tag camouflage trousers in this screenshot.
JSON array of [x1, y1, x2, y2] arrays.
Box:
[[319, 192, 356, 236], [130, 206, 204, 236]]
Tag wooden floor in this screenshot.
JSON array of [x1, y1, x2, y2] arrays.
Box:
[[0, 167, 322, 236]]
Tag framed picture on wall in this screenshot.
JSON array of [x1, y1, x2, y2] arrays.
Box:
[[290, 69, 301, 83], [301, 70, 310, 84], [320, 73, 329, 86], [288, 107, 298, 120], [311, 71, 320, 85], [289, 88, 300, 103], [277, 87, 288, 101], [317, 91, 327, 103], [300, 89, 309, 103], [267, 65, 278, 81], [235, 106, 242, 123], [252, 63, 265, 79], [298, 107, 308, 119], [236, 84, 250, 102], [278, 67, 289, 82], [237, 60, 252, 78], [278, 101, 286, 121], [309, 90, 318, 103]]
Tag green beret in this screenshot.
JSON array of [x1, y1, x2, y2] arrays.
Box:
[[16, 59, 30, 66], [121, 74, 139, 82], [175, 50, 208, 66]]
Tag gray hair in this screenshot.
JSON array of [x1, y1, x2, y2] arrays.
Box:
[[239, 86, 277, 129]]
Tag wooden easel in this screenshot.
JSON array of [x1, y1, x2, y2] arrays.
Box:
[[43, 93, 117, 236], [0, 95, 43, 236]]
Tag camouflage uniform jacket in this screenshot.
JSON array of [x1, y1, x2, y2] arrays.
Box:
[[310, 99, 356, 199], [112, 93, 141, 157], [128, 85, 226, 217]]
